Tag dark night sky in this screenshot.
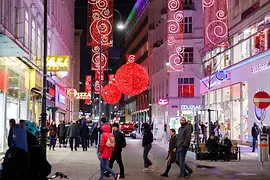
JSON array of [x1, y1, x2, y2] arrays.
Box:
[[75, 0, 136, 82]]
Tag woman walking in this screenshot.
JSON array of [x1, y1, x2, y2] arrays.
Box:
[[142, 123, 156, 172], [49, 120, 57, 151], [80, 120, 90, 151]]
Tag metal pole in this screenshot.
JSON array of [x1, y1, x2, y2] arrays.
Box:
[[208, 74, 211, 138], [40, 0, 48, 155], [97, 19, 102, 153]]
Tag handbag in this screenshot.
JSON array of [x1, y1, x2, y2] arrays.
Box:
[[106, 133, 115, 148]]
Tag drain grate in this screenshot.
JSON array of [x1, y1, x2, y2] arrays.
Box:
[[196, 165, 216, 169]]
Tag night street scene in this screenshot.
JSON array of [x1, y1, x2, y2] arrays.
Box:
[[1, 0, 270, 179]]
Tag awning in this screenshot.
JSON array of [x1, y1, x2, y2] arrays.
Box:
[[0, 31, 29, 57], [31, 87, 42, 95]]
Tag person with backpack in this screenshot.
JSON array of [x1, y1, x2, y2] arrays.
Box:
[[99, 123, 120, 180], [104, 123, 126, 178]]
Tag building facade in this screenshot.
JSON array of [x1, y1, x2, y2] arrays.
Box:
[[149, 0, 204, 140], [0, 0, 74, 153], [200, 0, 270, 141]]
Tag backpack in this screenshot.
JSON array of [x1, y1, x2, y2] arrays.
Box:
[[106, 133, 115, 148], [119, 133, 127, 148]]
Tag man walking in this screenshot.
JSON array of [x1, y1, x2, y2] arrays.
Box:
[[8, 119, 17, 148], [175, 117, 193, 178], [58, 121, 66, 148], [105, 123, 125, 178], [67, 120, 80, 151], [251, 122, 260, 152]]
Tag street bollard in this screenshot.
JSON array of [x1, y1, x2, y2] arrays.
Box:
[[258, 133, 269, 168]]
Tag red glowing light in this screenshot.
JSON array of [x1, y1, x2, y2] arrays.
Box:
[[85, 75, 92, 104], [115, 63, 149, 96], [101, 84, 122, 104]]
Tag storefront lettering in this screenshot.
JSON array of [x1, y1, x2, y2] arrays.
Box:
[[251, 61, 270, 73], [47, 56, 70, 71], [181, 105, 200, 110]]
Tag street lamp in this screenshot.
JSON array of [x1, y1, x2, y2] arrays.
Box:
[[114, 9, 125, 30]]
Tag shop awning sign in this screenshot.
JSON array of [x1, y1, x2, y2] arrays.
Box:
[[158, 98, 169, 105], [47, 56, 70, 71]]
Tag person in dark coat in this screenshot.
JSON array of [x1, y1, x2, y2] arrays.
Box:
[[58, 121, 66, 148], [251, 122, 260, 152], [67, 121, 80, 151], [142, 123, 156, 172], [7, 119, 16, 148], [105, 123, 125, 178], [92, 122, 99, 148], [161, 129, 179, 177], [222, 135, 232, 161], [80, 120, 90, 151], [49, 121, 57, 151], [64, 122, 70, 147], [206, 134, 218, 161], [175, 117, 193, 178]]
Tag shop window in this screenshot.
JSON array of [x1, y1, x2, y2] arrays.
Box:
[[231, 83, 241, 100], [222, 86, 230, 101], [24, 9, 29, 47], [184, 47, 193, 63], [178, 78, 194, 97], [31, 19, 36, 54], [216, 89, 222, 103], [232, 100, 241, 140], [184, 17, 192, 33]]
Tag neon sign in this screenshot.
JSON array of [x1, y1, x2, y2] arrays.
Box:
[[158, 98, 169, 105], [181, 105, 200, 110], [58, 94, 65, 104], [66, 88, 91, 100], [47, 56, 70, 71]]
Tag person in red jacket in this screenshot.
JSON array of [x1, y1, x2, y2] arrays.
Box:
[[99, 123, 120, 180]]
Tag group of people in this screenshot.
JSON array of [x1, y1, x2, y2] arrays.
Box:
[[47, 120, 99, 151]]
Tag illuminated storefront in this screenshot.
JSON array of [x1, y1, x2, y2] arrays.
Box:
[[0, 57, 30, 153], [55, 85, 68, 124]]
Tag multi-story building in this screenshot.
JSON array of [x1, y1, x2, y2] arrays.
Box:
[[200, 0, 270, 141], [149, 0, 204, 141], [120, 0, 151, 125], [0, 0, 74, 153]]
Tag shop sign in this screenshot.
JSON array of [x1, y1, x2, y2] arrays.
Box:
[[49, 87, 55, 97], [171, 105, 178, 108], [47, 56, 70, 71], [58, 94, 65, 104], [181, 105, 201, 110], [251, 61, 270, 74], [157, 98, 169, 105], [215, 70, 228, 81], [66, 88, 91, 100]]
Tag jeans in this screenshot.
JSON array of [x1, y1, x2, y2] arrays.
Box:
[[177, 147, 192, 176], [252, 137, 257, 152], [109, 149, 125, 176], [49, 135, 56, 149], [69, 137, 78, 151], [143, 144, 153, 168], [59, 136, 65, 147], [81, 138, 88, 151], [100, 158, 116, 180], [209, 149, 217, 161]]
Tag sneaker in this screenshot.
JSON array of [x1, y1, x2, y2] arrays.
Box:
[[114, 174, 120, 180], [161, 173, 168, 177], [143, 168, 149, 172], [104, 172, 110, 177], [119, 174, 125, 178], [150, 165, 156, 171]]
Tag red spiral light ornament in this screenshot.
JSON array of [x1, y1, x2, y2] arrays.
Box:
[[101, 84, 122, 104], [115, 63, 149, 96]]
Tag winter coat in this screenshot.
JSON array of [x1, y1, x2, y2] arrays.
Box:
[[176, 123, 192, 149], [8, 124, 18, 148], [99, 124, 115, 159], [80, 124, 90, 139], [58, 123, 66, 137], [67, 123, 80, 138], [223, 138, 232, 148], [252, 125, 259, 138], [167, 135, 177, 162], [206, 137, 218, 150], [113, 129, 123, 151], [142, 123, 153, 147], [49, 125, 57, 136]]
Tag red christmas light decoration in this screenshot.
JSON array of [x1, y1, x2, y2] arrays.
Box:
[[101, 84, 122, 104], [115, 63, 149, 96]]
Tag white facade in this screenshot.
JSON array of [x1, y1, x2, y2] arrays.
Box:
[[200, 0, 270, 141], [149, 0, 204, 140], [0, 0, 75, 153]]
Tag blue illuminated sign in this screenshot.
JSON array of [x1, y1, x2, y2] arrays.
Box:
[[215, 70, 228, 81], [58, 94, 65, 104]]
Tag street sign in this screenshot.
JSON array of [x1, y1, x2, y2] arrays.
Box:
[[253, 91, 270, 109]]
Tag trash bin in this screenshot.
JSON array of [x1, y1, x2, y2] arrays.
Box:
[[258, 133, 269, 162]]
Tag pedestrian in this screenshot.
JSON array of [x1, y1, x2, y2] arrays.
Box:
[[206, 134, 218, 161], [92, 122, 99, 148], [222, 134, 232, 161], [80, 120, 90, 151], [161, 129, 179, 177], [99, 123, 120, 180], [214, 124, 220, 142], [67, 120, 80, 151], [49, 120, 57, 151], [200, 122, 207, 143], [142, 123, 156, 172], [8, 119, 17, 148], [58, 121, 66, 148], [65, 122, 71, 148], [251, 122, 259, 152], [105, 123, 126, 178], [87, 120, 94, 147], [175, 117, 193, 178]]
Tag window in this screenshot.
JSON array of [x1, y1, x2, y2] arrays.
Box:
[[184, 47, 193, 63], [24, 10, 29, 47], [31, 19, 36, 54], [178, 78, 194, 97], [37, 27, 41, 57], [184, 17, 192, 33]]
